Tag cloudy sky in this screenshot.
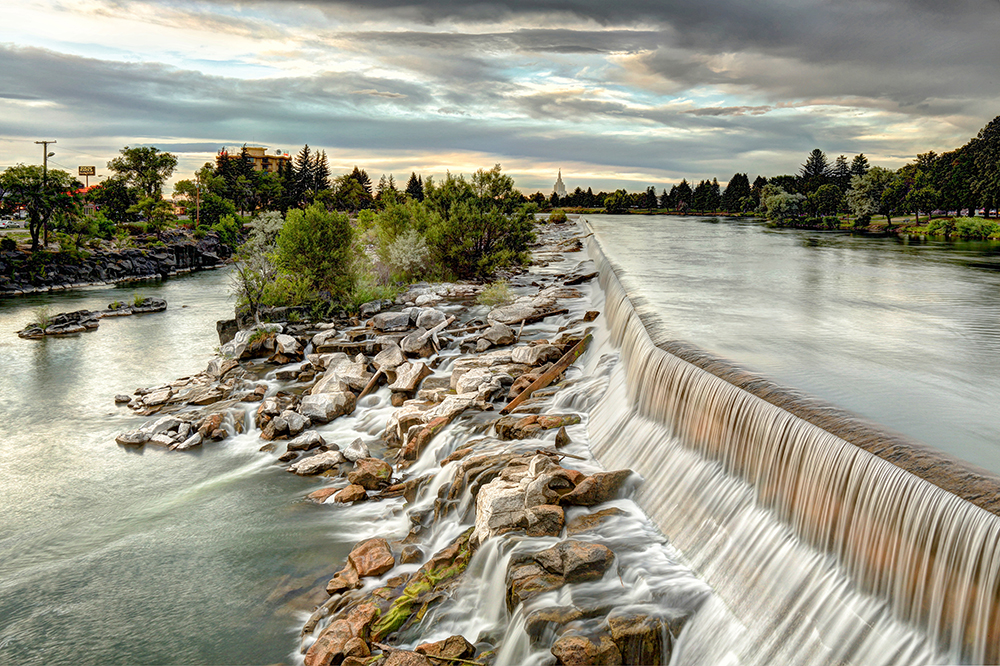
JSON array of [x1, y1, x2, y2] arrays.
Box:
[[2, 0, 998, 193]]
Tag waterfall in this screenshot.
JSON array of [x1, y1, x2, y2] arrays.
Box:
[[586, 228, 1000, 664]]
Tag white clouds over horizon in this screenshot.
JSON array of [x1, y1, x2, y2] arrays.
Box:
[[1, 0, 998, 192]]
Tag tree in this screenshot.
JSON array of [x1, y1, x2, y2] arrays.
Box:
[[275, 203, 355, 300], [642, 186, 658, 211], [972, 116, 1000, 217], [846, 167, 898, 226], [831, 155, 851, 192], [850, 154, 870, 178], [692, 180, 710, 212], [808, 183, 842, 217], [423, 166, 536, 278], [405, 172, 424, 202], [107, 146, 177, 199], [89, 176, 140, 226], [708, 178, 722, 212], [720, 173, 750, 212], [750, 175, 768, 208], [0, 165, 80, 251], [604, 189, 629, 214], [760, 184, 805, 222], [800, 149, 830, 193], [674, 179, 693, 212], [313, 150, 331, 192]]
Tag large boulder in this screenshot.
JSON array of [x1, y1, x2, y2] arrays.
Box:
[[559, 470, 634, 507], [286, 430, 326, 451], [348, 537, 396, 577], [341, 437, 370, 462], [550, 634, 622, 666], [532, 540, 615, 583], [415, 308, 446, 330], [299, 391, 356, 423], [512, 344, 563, 366], [388, 362, 433, 393], [607, 613, 668, 666], [415, 635, 475, 661], [288, 450, 347, 475], [347, 457, 393, 490], [473, 478, 527, 545], [372, 311, 411, 332]]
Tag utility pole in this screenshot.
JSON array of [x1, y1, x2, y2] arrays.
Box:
[[35, 140, 56, 247]]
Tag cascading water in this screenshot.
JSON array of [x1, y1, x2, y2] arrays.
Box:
[[586, 224, 1000, 664]]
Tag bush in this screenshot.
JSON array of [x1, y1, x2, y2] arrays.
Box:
[[1, 237, 16, 251], [548, 209, 568, 223], [211, 214, 243, 249], [953, 216, 1000, 239], [477, 280, 514, 307], [32, 305, 52, 329], [92, 212, 116, 240], [261, 273, 313, 308], [348, 272, 401, 313], [387, 228, 431, 279], [274, 203, 355, 302]]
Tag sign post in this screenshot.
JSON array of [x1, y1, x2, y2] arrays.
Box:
[[78, 166, 96, 187]]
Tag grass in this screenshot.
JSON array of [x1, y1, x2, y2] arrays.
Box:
[[31, 305, 52, 329], [476, 280, 514, 308], [131, 292, 146, 307]]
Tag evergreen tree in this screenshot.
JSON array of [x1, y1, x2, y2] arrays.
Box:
[[709, 178, 721, 211], [313, 150, 331, 192], [800, 149, 830, 193], [660, 186, 675, 210], [292, 144, 313, 207], [721, 173, 751, 212], [972, 116, 1000, 216], [831, 155, 851, 192], [405, 172, 424, 201], [850, 154, 870, 178], [750, 175, 768, 207], [674, 179, 693, 212], [692, 180, 710, 212]]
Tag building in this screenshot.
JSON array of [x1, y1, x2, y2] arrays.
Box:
[[553, 169, 567, 198], [219, 145, 291, 174]]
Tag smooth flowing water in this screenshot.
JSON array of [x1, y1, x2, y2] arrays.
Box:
[[587, 214, 1000, 475], [0, 271, 353, 665]]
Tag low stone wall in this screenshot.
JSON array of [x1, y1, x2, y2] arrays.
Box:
[[0, 231, 230, 296]]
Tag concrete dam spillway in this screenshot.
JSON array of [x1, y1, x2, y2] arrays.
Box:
[[585, 221, 1000, 663]]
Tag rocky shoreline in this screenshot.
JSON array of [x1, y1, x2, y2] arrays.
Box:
[[114, 222, 700, 666], [17, 297, 167, 338], [0, 230, 230, 297]]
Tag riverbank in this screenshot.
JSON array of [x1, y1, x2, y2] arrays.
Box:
[[0, 229, 231, 297]]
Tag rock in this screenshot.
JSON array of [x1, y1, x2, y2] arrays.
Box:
[[402, 416, 451, 461], [480, 323, 516, 347], [341, 438, 370, 462], [172, 432, 203, 451], [400, 545, 423, 564], [217, 318, 239, 344], [550, 634, 622, 666], [555, 426, 572, 448], [343, 637, 370, 659], [607, 613, 667, 666], [506, 563, 565, 612], [372, 311, 411, 332], [286, 430, 326, 451], [115, 431, 149, 447], [559, 470, 634, 507], [281, 409, 309, 436], [415, 308, 446, 330], [288, 450, 347, 476], [374, 344, 406, 371], [304, 619, 354, 666], [414, 293, 440, 307], [326, 566, 360, 595], [583, 310, 600, 322], [299, 391, 356, 423], [488, 303, 534, 326], [512, 344, 563, 366], [307, 487, 341, 503], [359, 299, 385, 318], [142, 388, 172, 406], [275, 333, 300, 356], [415, 635, 476, 661], [526, 504, 565, 537], [532, 541, 615, 583], [335, 484, 368, 503], [313, 357, 372, 393], [383, 652, 433, 666], [565, 508, 627, 536], [311, 328, 340, 349], [198, 413, 225, 438], [148, 416, 182, 435], [348, 537, 395, 578], [473, 478, 527, 545], [400, 328, 434, 357], [388, 362, 433, 392], [148, 433, 176, 447], [114, 394, 131, 404], [261, 416, 289, 440], [347, 457, 393, 490]]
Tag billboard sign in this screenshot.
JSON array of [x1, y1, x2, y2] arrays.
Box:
[[78, 166, 96, 176]]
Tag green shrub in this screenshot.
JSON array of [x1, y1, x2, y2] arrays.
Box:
[[93, 212, 116, 240], [275, 203, 355, 302], [211, 214, 243, 249], [192, 228, 206, 240], [953, 216, 1000, 239], [1, 237, 16, 251], [261, 273, 314, 308], [548, 208, 568, 223], [131, 292, 146, 307], [476, 280, 514, 307], [348, 273, 401, 313]]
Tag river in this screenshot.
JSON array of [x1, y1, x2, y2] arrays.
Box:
[[588, 214, 1000, 476], [0, 270, 349, 665]]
